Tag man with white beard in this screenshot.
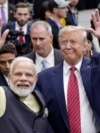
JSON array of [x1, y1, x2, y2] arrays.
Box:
[[0, 56, 53, 133]]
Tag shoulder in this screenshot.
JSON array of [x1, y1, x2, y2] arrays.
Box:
[[91, 53, 100, 66], [24, 52, 35, 61]]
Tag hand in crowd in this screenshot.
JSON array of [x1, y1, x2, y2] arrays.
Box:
[[0, 18, 9, 49], [88, 9, 100, 39]]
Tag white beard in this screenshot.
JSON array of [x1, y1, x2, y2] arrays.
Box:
[[9, 80, 36, 97]]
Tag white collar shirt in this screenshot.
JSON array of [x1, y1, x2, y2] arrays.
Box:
[[15, 22, 27, 34], [36, 47, 54, 73]]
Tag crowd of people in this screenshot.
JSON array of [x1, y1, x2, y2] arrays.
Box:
[[0, 0, 100, 133]]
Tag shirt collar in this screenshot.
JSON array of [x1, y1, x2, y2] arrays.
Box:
[[63, 58, 83, 75], [36, 47, 54, 63], [15, 22, 27, 34]]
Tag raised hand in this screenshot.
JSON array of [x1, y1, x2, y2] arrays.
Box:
[[88, 9, 100, 38], [0, 18, 9, 49]]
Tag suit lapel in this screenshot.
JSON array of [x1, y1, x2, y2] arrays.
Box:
[[81, 57, 93, 108], [52, 63, 69, 128]]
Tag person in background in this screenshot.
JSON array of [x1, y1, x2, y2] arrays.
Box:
[[66, 0, 79, 26], [32, 0, 46, 20], [0, 42, 17, 87], [0, 56, 54, 133], [90, 3, 100, 45], [36, 25, 100, 133], [0, 0, 15, 23], [39, 0, 51, 21], [2, 2, 32, 55], [47, 0, 69, 49], [84, 30, 95, 57], [25, 20, 63, 73]]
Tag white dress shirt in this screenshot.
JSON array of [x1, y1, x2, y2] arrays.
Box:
[[63, 59, 100, 133], [36, 47, 54, 73], [15, 22, 27, 35]]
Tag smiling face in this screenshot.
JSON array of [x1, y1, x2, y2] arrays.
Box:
[[59, 30, 85, 66], [9, 61, 37, 97]]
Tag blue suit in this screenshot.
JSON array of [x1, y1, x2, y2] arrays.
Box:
[[36, 57, 100, 133]]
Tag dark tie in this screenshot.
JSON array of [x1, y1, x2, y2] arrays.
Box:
[[19, 27, 24, 43], [67, 67, 81, 133], [1, 6, 6, 23]]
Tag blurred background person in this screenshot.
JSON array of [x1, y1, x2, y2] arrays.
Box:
[[47, 0, 69, 49], [66, 0, 79, 26], [83, 31, 94, 57], [0, 0, 15, 23], [39, 0, 51, 21], [32, 0, 46, 20], [2, 2, 32, 55]]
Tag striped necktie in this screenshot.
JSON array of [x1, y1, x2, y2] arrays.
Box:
[[67, 67, 81, 133]]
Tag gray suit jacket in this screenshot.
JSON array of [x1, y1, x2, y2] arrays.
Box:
[[25, 48, 63, 65]]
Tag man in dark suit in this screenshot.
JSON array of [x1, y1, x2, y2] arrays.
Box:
[[36, 24, 100, 132], [2, 2, 32, 55], [25, 20, 63, 73], [46, 0, 69, 49], [0, 42, 17, 87], [66, 0, 79, 26]]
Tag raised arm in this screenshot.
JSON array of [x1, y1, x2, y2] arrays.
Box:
[[88, 9, 100, 39]]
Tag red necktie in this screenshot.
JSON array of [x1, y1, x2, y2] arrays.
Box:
[[67, 67, 81, 133], [19, 27, 24, 43]]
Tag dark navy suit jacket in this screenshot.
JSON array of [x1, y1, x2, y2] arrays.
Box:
[[36, 57, 100, 133]]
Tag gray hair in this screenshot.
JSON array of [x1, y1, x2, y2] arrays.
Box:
[[30, 20, 52, 35], [58, 25, 87, 43], [10, 57, 37, 75]]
